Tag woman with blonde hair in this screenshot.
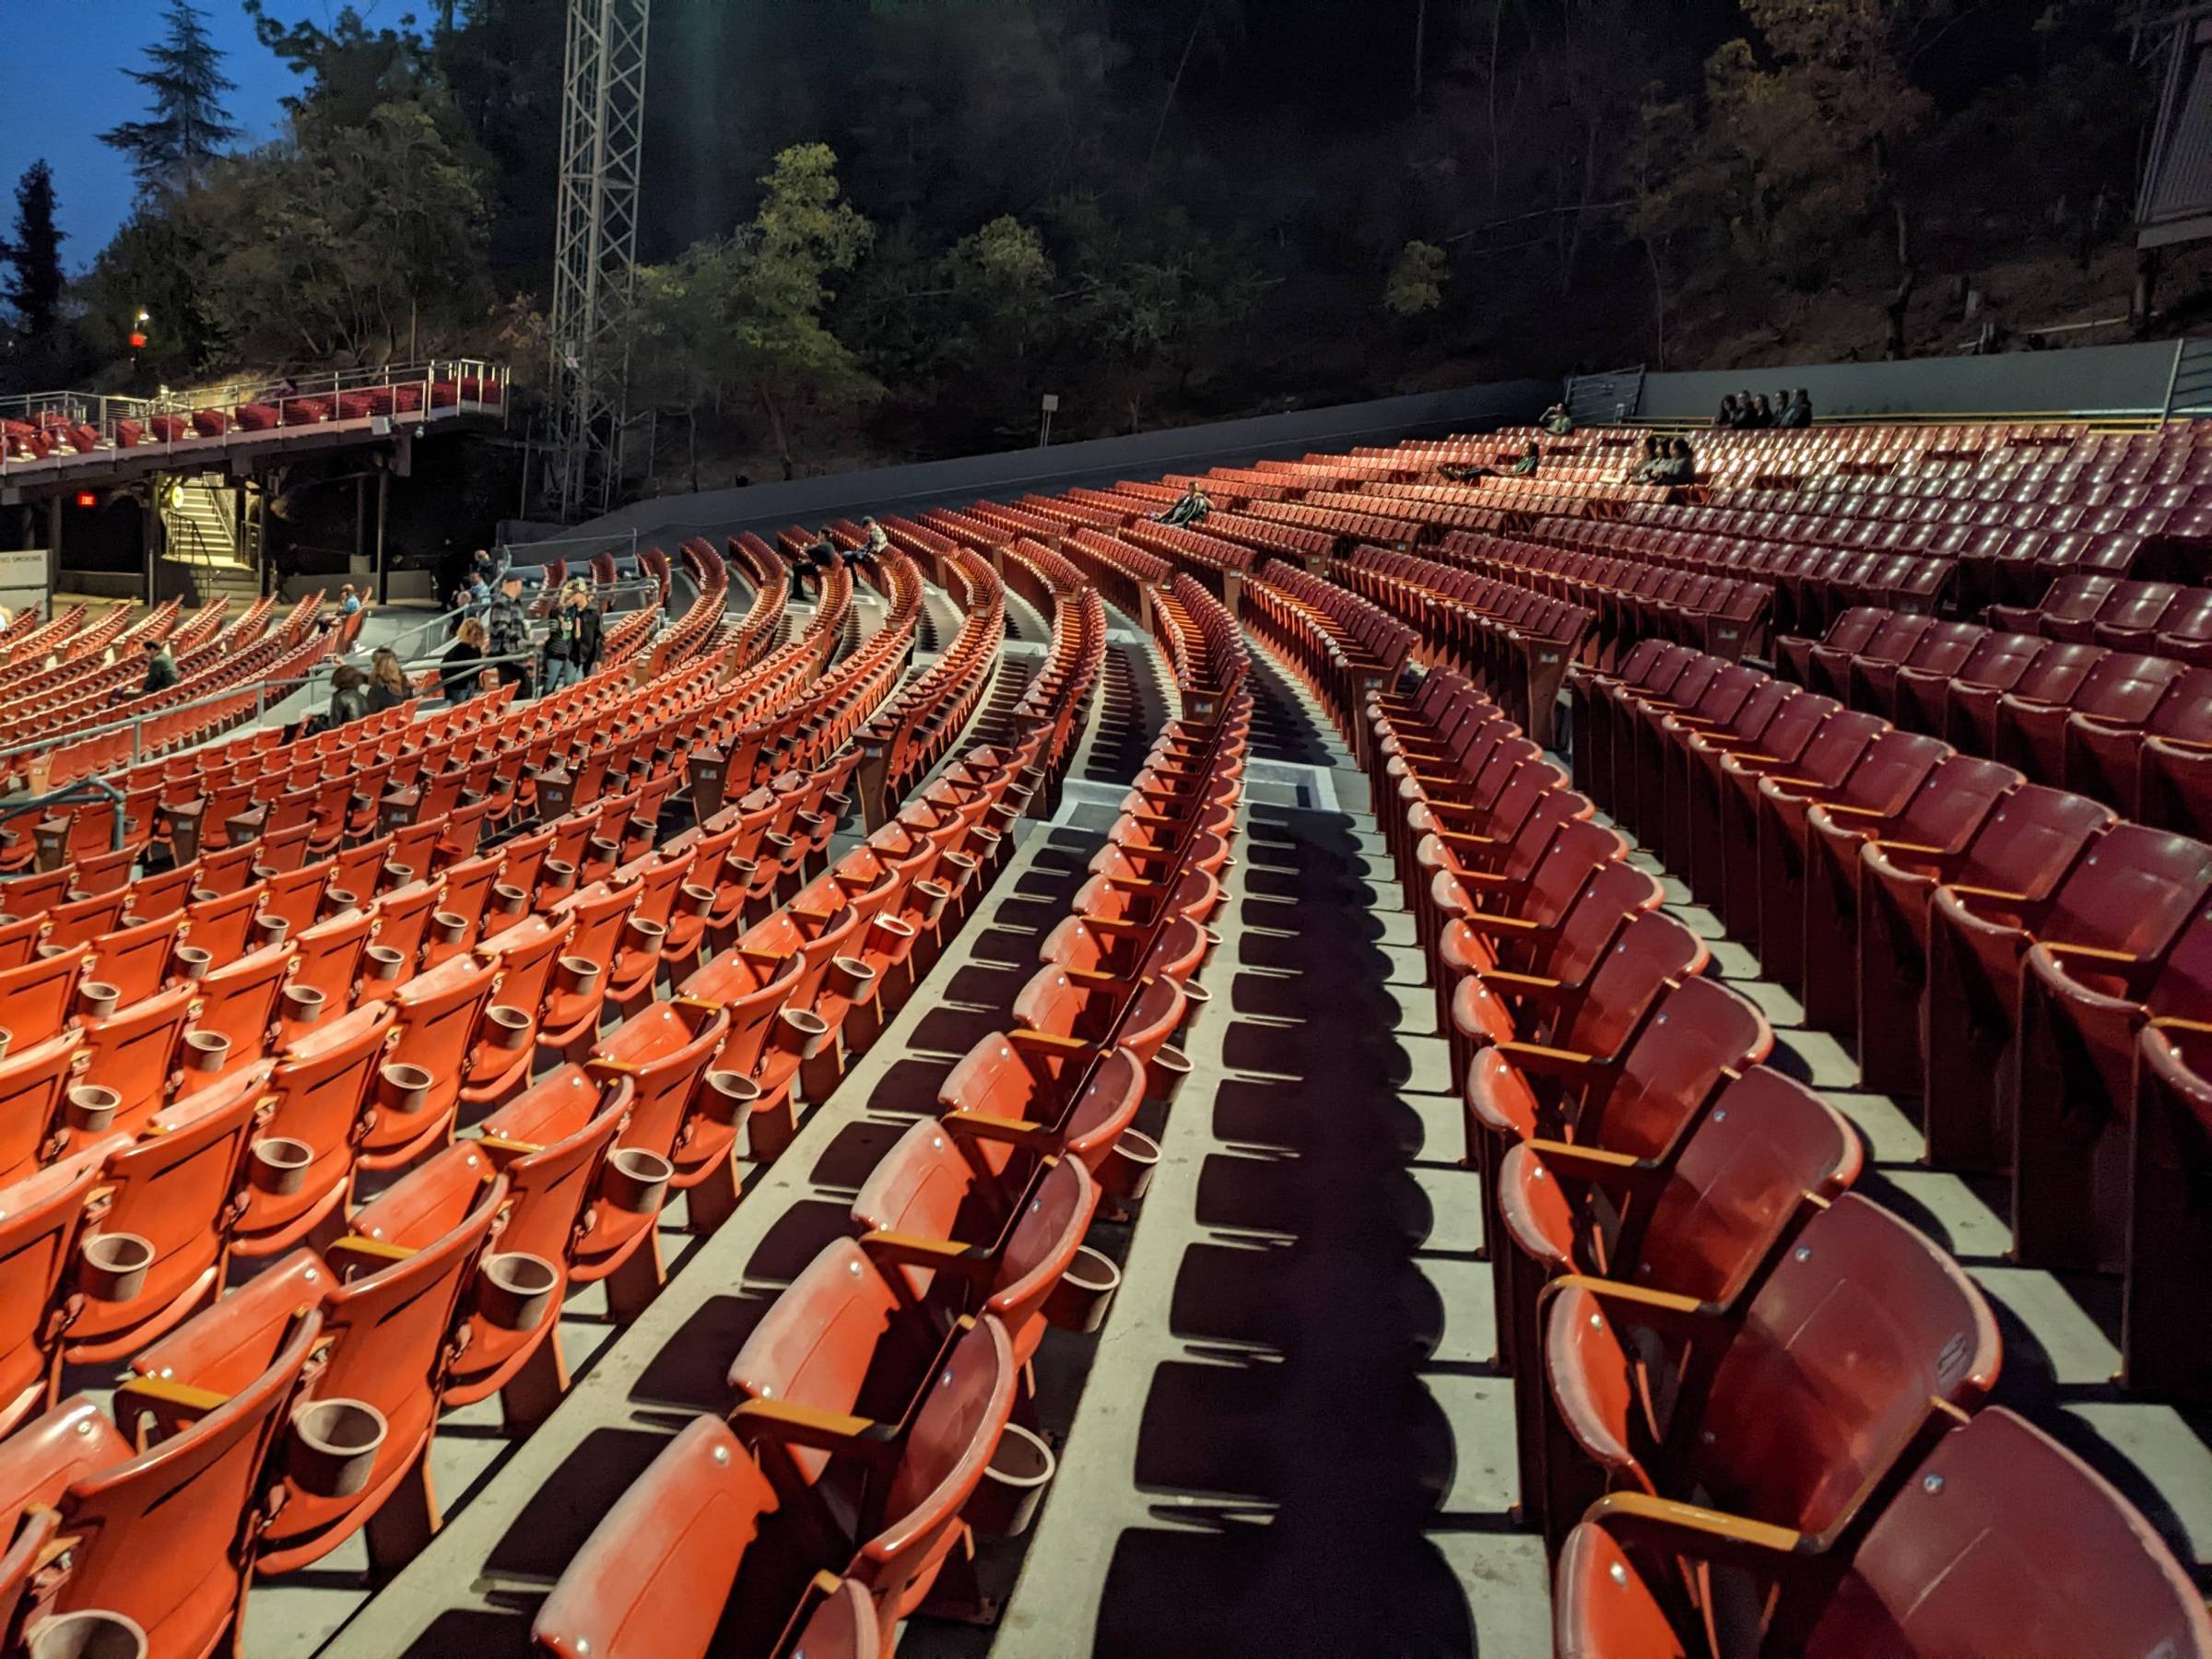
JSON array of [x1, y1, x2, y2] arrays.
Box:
[[365, 646, 410, 712]]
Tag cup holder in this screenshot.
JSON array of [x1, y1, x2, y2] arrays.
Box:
[[624, 917, 667, 953], [603, 1147, 673, 1215], [963, 1422, 1056, 1537], [1042, 1243, 1124, 1334], [65, 1084, 120, 1135], [25, 1610, 148, 1659], [0, 1027, 13, 1063], [252, 915, 289, 950], [321, 888, 360, 919], [557, 956, 602, 996], [477, 1251, 559, 1332], [868, 914, 916, 947], [1147, 1044, 1194, 1108], [491, 882, 529, 918], [364, 944, 406, 982], [914, 879, 952, 922], [701, 1069, 761, 1128], [483, 1004, 532, 1051], [288, 1398, 388, 1499], [678, 883, 715, 918], [773, 1008, 831, 1060], [381, 862, 417, 892], [431, 911, 468, 946], [281, 983, 328, 1030], [249, 1136, 315, 1195], [378, 1062, 434, 1115], [182, 1030, 230, 1073], [79, 1232, 154, 1303], [538, 859, 578, 898], [1099, 1129, 1162, 1203], [76, 982, 120, 1021], [174, 945, 213, 981], [827, 956, 877, 1000]]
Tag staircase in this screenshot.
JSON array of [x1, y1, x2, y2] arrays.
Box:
[[159, 477, 260, 605]]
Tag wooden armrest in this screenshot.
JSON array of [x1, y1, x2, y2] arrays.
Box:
[[473, 1134, 545, 1158], [1007, 1029, 1100, 1058], [325, 1234, 419, 1279], [112, 1375, 229, 1447], [1816, 802, 1893, 821], [737, 947, 788, 969], [1479, 969, 1566, 1000], [858, 1230, 996, 1281], [1454, 911, 1541, 933], [1064, 968, 1141, 994], [2151, 1016, 2212, 1035], [943, 1110, 1063, 1151], [1519, 1137, 1669, 1199], [1080, 916, 1147, 934], [1438, 829, 1500, 848], [2044, 941, 2140, 966], [1492, 1041, 1605, 1079], [730, 1398, 901, 1467], [1585, 1492, 1806, 1574], [1541, 1274, 1717, 1341], [1946, 884, 2033, 907]]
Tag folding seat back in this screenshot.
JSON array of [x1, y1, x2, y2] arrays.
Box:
[[1852, 611, 1936, 664], [1460, 910, 1707, 1055], [940, 1032, 1147, 1171], [530, 1416, 782, 1659], [1952, 782, 2115, 895], [235, 1002, 396, 1256], [0, 1147, 107, 1438], [65, 1071, 265, 1364], [1571, 976, 1775, 1159], [43, 889, 129, 951], [590, 1000, 732, 1159], [2066, 649, 2186, 725], [0, 1032, 82, 1187], [76, 982, 198, 1142], [1556, 1408, 2212, 1659], [252, 1174, 508, 1569], [1509, 1066, 1863, 1305], [1547, 1194, 1999, 1537], [180, 941, 295, 1085], [22, 1317, 321, 1658], [365, 953, 500, 1169], [0, 940, 89, 1049]]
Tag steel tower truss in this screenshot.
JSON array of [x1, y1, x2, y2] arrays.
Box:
[[547, 0, 650, 520]]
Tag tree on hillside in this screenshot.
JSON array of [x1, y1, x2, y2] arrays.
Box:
[[99, 0, 240, 198], [1, 162, 66, 347], [243, 2, 440, 130], [627, 144, 881, 481], [190, 102, 491, 366]]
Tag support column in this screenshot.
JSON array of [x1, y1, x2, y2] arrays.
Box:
[[375, 468, 391, 605], [44, 497, 61, 601]]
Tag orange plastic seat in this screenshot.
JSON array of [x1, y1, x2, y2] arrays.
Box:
[[1556, 1408, 2212, 1659], [1538, 1193, 1999, 1556], [362, 953, 500, 1170], [231, 1002, 395, 1258], [0, 1147, 110, 1439]]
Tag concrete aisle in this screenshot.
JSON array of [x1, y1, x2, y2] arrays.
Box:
[[987, 648, 1552, 1659]]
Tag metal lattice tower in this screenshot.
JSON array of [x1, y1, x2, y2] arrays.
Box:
[[547, 0, 650, 521]]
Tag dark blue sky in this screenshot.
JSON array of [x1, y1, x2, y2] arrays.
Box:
[[1, 1, 324, 270]]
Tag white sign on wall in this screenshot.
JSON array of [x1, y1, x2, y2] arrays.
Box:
[[0, 550, 50, 623]]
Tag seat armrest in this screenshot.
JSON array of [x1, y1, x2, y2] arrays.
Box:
[[730, 1398, 902, 1467]]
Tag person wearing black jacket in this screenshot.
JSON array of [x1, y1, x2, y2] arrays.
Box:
[[567, 581, 604, 677]]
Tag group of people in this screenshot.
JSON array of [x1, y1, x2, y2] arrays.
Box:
[[1625, 434, 1698, 485], [324, 647, 416, 725], [791, 517, 890, 601], [1440, 440, 1544, 484], [1714, 388, 1813, 429], [447, 547, 511, 618]]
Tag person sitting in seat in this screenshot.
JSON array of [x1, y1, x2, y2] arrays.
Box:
[[856, 517, 890, 564], [1713, 393, 1739, 428], [1440, 460, 1497, 483], [1540, 403, 1575, 436], [121, 636, 180, 702], [1505, 441, 1541, 477], [1653, 437, 1697, 485], [326, 664, 371, 727], [1783, 387, 1814, 429], [1625, 435, 1666, 484], [1158, 485, 1213, 526], [336, 583, 361, 618], [1750, 394, 1779, 429]]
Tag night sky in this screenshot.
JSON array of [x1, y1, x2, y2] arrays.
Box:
[[0, 0, 319, 267]]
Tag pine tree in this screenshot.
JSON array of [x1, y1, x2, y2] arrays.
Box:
[[99, 0, 241, 198], [0, 160, 65, 343]]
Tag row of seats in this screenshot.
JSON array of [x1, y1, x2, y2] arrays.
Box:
[[1571, 635, 2212, 1394], [528, 548, 1145, 1657], [1322, 570, 2212, 1656], [1328, 547, 1590, 748], [1989, 572, 2212, 659], [0, 520, 1085, 1653], [1775, 605, 2212, 834]]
